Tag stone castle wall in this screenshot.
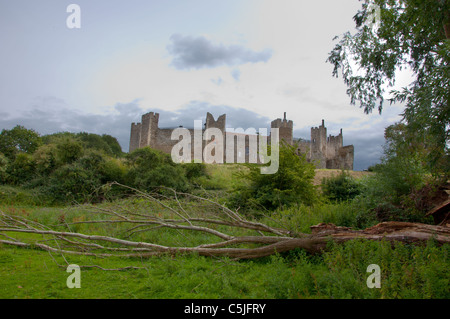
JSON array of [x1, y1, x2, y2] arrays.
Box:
[[129, 111, 354, 170]]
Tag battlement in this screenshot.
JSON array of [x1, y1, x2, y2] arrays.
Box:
[[271, 112, 293, 129], [141, 112, 159, 124], [205, 112, 226, 131], [270, 112, 293, 145], [129, 111, 354, 170]]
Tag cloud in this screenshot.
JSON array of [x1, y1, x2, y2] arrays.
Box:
[[146, 101, 272, 132], [211, 77, 223, 86], [0, 98, 272, 153], [231, 68, 241, 81], [0, 97, 144, 153], [167, 34, 272, 70]]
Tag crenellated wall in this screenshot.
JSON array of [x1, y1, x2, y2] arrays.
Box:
[[271, 112, 293, 145], [129, 112, 354, 170]]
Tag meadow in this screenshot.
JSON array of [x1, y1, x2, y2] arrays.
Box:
[[0, 165, 448, 299]]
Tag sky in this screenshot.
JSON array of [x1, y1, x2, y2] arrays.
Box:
[[0, 0, 408, 171]]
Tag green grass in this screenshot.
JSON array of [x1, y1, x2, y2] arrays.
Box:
[[1, 239, 448, 299], [0, 166, 448, 299], [0, 185, 47, 206]]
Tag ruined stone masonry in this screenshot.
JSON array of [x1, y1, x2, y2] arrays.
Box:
[[129, 111, 354, 170]]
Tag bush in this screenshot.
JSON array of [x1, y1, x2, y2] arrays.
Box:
[[0, 153, 9, 184], [100, 134, 124, 157], [56, 138, 83, 165], [321, 170, 361, 202], [45, 162, 101, 203], [183, 162, 208, 180], [32, 144, 59, 176], [0, 185, 48, 205], [353, 159, 435, 224], [230, 143, 319, 211], [77, 132, 113, 155], [99, 157, 127, 184], [6, 153, 36, 185], [126, 147, 189, 192]]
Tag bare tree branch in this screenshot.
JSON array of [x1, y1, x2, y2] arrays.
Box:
[[0, 183, 449, 264]]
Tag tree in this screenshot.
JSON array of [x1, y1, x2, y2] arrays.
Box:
[[76, 132, 123, 157], [0, 126, 42, 159], [56, 138, 83, 165], [6, 153, 36, 185], [101, 134, 123, 157], [328, 0, 449, 174]]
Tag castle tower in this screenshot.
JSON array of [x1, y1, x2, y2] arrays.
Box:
[[326, 128, 344, 160], [271, 112, 293, 145], [205, 112, 226, 132], [139, 112, 159, 149], [310, 119, 327, 168], [204, 112, 226, 162], [129, 122, 142, 153], [205, 112, 226, 145]]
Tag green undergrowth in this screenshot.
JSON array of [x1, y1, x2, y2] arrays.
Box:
[[0, 163, 447, 299], [0, 200, 448, 299], [0, 239, 448, 299]]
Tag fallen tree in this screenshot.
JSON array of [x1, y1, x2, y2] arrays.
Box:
[[0, 183, 449, 262]]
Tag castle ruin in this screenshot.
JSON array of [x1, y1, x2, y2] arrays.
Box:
[[129, 111, 354, 170]]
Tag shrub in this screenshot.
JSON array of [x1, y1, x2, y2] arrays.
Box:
[[32, 144, 59, 176], [321, 170, 361, 202], [230, 143, 319, 211], [0, 153, 9, 184], [45, 162, 101, 203], [100, 134, 124, 157], [126, 147, 189, 192], [56, 138, 83, 165], [99, 157, 127, 184], [6, 153, 36, 185], [77, 132, 114, 156], [182, 162, 208, 180]]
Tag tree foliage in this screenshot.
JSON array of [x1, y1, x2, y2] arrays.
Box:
[[231, 143, 319, 211], [77, 132, 123, 157], [0, 126, 42, 159], [0, 127, 199, 203], [126, 147, 189, 192], [328, 0, 450, 174]]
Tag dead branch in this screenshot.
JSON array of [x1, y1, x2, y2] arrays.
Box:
[[0, 183, 449, 263]]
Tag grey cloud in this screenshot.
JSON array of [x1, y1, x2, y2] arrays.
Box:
[[167, 34, 272, 70], [347, 135, 384, 171], [0, 98, 144, 153], [293, 120, 386, 171], [0, 99, 271, 153], [147, 101, 272, 132], [231, 68, 241, 81]]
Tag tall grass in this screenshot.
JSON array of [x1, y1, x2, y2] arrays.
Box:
[[1, 165, 448, 299], [1, 238, 448, 298], [265, 201, 376, 234]]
